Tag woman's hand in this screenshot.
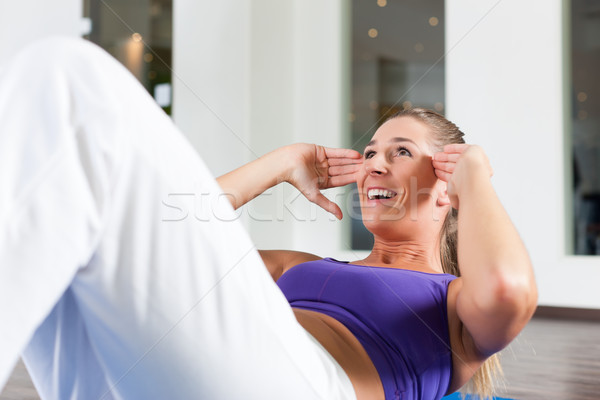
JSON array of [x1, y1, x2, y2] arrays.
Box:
[[432, 144, 493, 209], [217, 143, 361, 214], [284, 143, 362, 220]]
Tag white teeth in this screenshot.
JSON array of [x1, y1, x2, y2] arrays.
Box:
[[367, 189, 397, 200]]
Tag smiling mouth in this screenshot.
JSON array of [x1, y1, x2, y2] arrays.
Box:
[[367, 188, 398, 200]]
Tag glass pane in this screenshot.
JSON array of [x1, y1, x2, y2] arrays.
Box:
[[571, 0, 600, 255], [349, 0, 445, 250], [83, 0, 173, 114]]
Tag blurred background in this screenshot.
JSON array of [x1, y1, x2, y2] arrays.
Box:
[[0, 0, 599, 398]]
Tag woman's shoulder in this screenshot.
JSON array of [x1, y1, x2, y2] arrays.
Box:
[[258, 250, 322, 281]]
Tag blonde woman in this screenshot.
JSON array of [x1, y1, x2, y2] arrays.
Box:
[[0, 37, 536, 400], [219, 109, 537, 399]]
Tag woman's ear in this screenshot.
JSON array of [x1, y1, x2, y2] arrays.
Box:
[[436, 182, 451, 207]]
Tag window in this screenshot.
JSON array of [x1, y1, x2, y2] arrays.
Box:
[[571, 0, 600, 255], [83, 0, 172, 114], [349, 0, 445, 249]]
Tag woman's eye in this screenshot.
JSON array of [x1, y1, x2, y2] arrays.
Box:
[[364, 150, 375, 159], [396, 147, 412, 157]]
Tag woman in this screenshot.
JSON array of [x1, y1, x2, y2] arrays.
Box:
[[0, 37, 535, 400], [218, 109, 538, 399]]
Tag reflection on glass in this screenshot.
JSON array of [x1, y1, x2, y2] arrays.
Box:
[[83, 0, 172, 114], [571, 0, 600, 255], [350, 0, 445, 250]]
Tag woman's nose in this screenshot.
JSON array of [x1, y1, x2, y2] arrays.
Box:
[[365, 155, 388, 175]]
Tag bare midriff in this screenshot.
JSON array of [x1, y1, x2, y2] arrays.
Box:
[[292, 308, 385, 400]]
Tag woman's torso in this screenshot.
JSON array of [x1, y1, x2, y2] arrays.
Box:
[[292, 308, 386, 400], [277, 258, 466, 400]]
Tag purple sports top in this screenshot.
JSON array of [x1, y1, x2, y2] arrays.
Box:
[[276, 258, 457, 400]]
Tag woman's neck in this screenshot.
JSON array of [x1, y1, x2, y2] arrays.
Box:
[[357, 237, 443, 273]]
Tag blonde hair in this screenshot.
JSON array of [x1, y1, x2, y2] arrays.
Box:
[[386, 107, 503, 399]]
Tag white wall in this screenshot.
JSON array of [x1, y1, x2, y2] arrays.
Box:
[[287, 0, 350, 256], [446, 0, 600, 309], [0, 0, 82, 66], [174, 0, 349, 254], [172, 1, 252, 178], [244, 0, 297, 249]]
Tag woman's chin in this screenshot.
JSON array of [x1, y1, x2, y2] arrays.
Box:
[[360, 212, 406, 233]]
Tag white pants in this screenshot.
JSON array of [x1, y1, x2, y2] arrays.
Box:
[[0, 37, 356, 400]]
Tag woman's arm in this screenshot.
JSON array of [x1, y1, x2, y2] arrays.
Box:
[[217, 143, 362, 280], [433, 145, 537, 357], [216, 143, 362, 219], [216, 145, 290, 211]]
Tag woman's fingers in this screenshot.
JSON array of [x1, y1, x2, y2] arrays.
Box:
[[324, 147, 362, 160], [328, 173, 358, 188], [329, 164, 361, 176], [434, 168, 452, 182], [431, 159, 456, 174], [326, 157, 363, 166], [304, 190, 343, 220], [432, 145, 467, 182], [432, 152, 461, 163], [326, 162, 361, 188]]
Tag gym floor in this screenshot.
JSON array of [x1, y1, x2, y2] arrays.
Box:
[[2, 315, 600, 400]]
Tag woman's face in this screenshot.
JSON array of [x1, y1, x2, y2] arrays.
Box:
[[356, 116, 444, 234]]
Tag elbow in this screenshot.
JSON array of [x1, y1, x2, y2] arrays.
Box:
[[488, 265, 538, 320], [459, 264, 538, 356]]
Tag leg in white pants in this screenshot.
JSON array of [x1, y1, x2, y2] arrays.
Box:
[[0, 37, 356, 400]]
